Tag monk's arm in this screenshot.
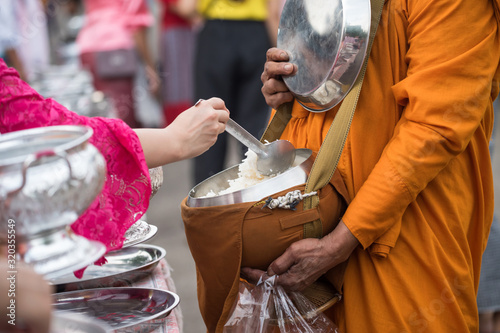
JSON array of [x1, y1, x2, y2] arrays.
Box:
[[342, 0, 500, 248]]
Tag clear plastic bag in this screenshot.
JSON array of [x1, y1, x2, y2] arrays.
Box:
[[223, 276, 340, 333]]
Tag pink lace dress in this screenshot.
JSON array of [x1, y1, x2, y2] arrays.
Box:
[[0, 59, 151, 265]]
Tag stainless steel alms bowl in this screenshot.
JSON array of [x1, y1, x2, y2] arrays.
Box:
[[0, 125, 106, 237], [277, 0, 371, 112], [0, 125, 108, 279], [187, 148, 314, 207]]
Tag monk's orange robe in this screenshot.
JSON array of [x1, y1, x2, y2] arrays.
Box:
[[278, 0, 500, 331]]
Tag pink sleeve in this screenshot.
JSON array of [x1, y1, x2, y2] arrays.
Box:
[[125, 0, 154, 30], [0, 60, 151, 259]]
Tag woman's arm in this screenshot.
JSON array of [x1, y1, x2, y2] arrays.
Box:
[[134, 98, 229, 168], [265, 0, 283, 47]]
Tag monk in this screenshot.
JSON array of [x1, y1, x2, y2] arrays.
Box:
[[241, 0, 500, 331]]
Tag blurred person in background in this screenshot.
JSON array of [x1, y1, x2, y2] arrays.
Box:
[[0, 1, 27, 81], [0, 0, 50, 83], [74, 0, 160, 128], [14, 0, 51, 82], [192, 0, 282, 185], [157, 0, 199, 126]]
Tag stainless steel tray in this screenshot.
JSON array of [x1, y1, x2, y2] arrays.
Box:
[[49, 244, 166, 293], [123, 220, 158, 248], [52, 287, 180, 330], [51, 311, 111, 332]]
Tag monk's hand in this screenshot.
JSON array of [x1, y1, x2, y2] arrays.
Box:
[[261, 48, 297, 109], [241, 220, 359, 291]]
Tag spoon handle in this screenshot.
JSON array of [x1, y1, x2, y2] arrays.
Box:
[[225, 118, 267, 157]]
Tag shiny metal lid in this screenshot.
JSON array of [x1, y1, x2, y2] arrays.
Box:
[[277, 0, 371, 112]]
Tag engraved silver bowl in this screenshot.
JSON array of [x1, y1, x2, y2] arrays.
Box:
[[0, 125, 107, 277], [0, 125, 106, 235], [149, 166, 163, 198]]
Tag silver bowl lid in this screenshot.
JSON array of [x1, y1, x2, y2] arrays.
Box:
[[0, 125, 93, 167], [277, 0, 371, 112]]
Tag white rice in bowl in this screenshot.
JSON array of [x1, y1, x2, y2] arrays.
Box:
[[202, 149, 282, 197]]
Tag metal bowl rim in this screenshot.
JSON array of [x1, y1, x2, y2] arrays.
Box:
[[53, 286, 180, 305], [122, 223, 159, 248], [187, 148, 313, 206], [0, 125, 93, 166], [48, 244, 167, 286], [52, 287, 180, 328]]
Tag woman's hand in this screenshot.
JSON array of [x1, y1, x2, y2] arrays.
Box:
[[241, 220, 359, 291], [261, 48, 297, 109], [168, 98, 229, 160], [135, 97, 229, 168]]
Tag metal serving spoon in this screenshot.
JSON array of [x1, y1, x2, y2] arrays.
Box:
[[225, 118, 296, 176]]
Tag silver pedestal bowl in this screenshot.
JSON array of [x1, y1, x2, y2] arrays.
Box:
[[0, 125, 107, 278]]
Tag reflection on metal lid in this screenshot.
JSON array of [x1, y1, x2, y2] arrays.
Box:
[[277, 0, 371, 112]]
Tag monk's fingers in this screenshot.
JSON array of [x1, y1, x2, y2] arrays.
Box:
[[272, 268, 313, 292], [240, 267, 266, 285], [262, 77, 290, 95], [262, 79, 295, 109], [266, 47, 290, 62], [261, 61, 295, 84], [269, 256, 319, 291], [267, 92, 295, 110], [267, 248, 297, 277]]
